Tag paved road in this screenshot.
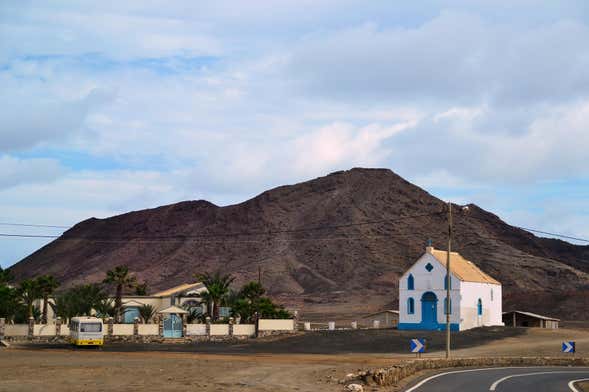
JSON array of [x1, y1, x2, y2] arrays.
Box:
[[403, 367, 589, 392]]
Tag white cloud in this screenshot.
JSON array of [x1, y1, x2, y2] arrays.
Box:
[[286, 12, 589, 105], [0, 155, 65, 189], [1, 1, 589, 266], [291, 121, 416, 177], [0, 65, 113, 152], [0, 5, 222, 62]]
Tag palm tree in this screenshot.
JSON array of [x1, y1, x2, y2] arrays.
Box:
[[36, 275, 60, 324], [50, 292, 76, 323], [51, 284, 106, 322], [195, 290, 214, 319], [18, 279, 41, 320], [134, 282, 149, 296], [138, 304, 156, 323], [103, 265, 137, 322], [94, 298, 116, 319], [0, 284, 19, 322], [195, 271, 234, 321], [239, 281, 265, 302]]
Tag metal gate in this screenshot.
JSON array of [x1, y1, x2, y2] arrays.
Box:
[[163, 314, 183, 338]]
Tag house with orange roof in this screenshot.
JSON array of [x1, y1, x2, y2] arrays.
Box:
[[398, 244, 503, 331], [119, 282, 206, 323]]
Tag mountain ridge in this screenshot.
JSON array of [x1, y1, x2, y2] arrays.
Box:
[[9, 168, 589, 319]]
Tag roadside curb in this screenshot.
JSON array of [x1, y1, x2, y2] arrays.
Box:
[[340, 357, 589, 387]]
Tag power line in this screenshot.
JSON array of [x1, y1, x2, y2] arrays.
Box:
[[0, 233, 59, 239], [1, 209, 587, 244], [0, 211, 444, 241], [458, 211, 589, 244], [0, 222, 70, 229], [513, 226, 589, 244], [0, 232, 426, 244]]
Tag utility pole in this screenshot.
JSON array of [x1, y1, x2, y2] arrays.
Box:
[[446, 201, 452, 359]]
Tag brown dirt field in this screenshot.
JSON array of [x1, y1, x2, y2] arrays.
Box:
[[577, 381, 589, 392], [2, 327, 589, 391], [0, 350, 392, 392]]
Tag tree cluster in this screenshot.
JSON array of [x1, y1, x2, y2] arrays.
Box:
[[0, 265, 148, 324], [0, 268, 60, 323], [193, 272, 292, 323]]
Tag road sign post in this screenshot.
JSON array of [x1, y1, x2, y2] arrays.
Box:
[[562, 341, 575, 358], [411, 338, 426, 358]]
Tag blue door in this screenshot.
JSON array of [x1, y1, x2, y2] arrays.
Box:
[[163, 314, 183, 338], [421, 292, 438, 329]]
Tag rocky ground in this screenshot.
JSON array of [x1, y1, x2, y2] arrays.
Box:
[[2, 327, 589, 391]]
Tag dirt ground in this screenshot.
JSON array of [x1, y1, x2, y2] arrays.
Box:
[[2, 327, 589, 392], [578, 382, 589, 392]]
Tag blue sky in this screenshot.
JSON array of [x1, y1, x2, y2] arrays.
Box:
[[1, 1, 589, 268]]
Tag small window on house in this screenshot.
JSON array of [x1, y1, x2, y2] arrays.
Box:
[[491, 289, 494, 301], [408, 274, 415, 290], [425, 262, 434, 272], [444, 275, 451, 290], [444, 298, 452, 315], [408, 298, 415, 314], [477, 298, 483, 316]]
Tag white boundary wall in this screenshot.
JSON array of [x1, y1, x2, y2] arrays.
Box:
[[258, 319, 294, 331], [210, 324, 229, 336], [233, 324, 255, 336], [33, 324, 56, 336], [5, 325, 28, 336], [186, 324, 207, 336], [112, 324, 134, 336], [4, 320, 293, 338], [137, 324, 159, 335]]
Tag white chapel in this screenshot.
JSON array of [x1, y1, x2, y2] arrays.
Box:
[[398, 244, 503, 331]]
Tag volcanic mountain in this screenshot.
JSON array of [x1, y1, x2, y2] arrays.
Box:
[[9, 168, 589, 320]]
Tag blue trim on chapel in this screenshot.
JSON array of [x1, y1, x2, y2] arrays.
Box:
[[398, 322, 459, 331]]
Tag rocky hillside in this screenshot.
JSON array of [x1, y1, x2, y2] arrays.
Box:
[[9, 168, 589, 319]]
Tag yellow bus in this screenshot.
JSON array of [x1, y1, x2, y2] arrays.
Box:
[[70, 317, 104, 346]]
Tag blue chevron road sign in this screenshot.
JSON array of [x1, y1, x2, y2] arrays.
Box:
[[562, 341, 575, 353], [410, 338, 426, 353]]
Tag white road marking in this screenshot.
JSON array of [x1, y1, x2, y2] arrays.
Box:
[[489, 371, 589, 391], [404, 367, 529, 392], [569, 378, 589, 392]]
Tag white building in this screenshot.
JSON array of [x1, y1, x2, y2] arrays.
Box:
[[37, 282, 207, 324], [398, 245, 502, 331]]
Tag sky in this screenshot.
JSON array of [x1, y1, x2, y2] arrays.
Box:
[[1, 1, 589, 268]]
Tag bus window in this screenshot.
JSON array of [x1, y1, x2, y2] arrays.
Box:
[[80, 323, 102, 333]]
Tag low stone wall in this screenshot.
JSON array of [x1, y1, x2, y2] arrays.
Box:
[[342, 357, 589, 387], [105, 335, 163, 343], [0, 317, 291, 342], [105, 335, 251, 343], [3, 336, 69, 343]]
